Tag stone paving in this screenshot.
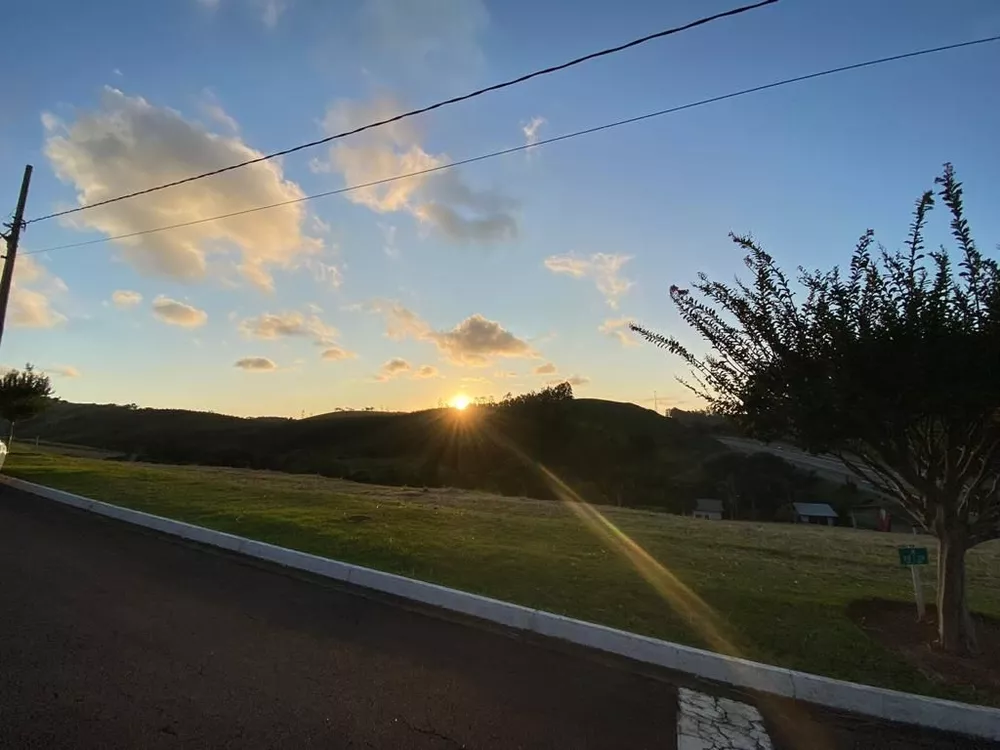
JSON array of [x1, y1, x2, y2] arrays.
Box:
[[678, 687, 774, 750]]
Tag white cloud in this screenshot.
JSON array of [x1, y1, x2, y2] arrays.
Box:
[[321, 346, 357, 361], [200, 89, 239, 134], [367, 301, 536, 367], [375, 357, 411, 381], [46, 365, 80, 378], [414, 364, 439, 378], [533, 362, 556, 375], [10, 256, 67, 328], [234, 356, 277, 371], [366, 299, 431, 340], [522, 116, 546, 148], [152, 296, 208, 327], [111, 289, 143, 308], [239, 310, 337, 346], [379, 223, 399, 258], [544, 253, 634, 308], [360, 0, 488, 80], [197, 0, 286, 27], [318, 96, 517, 243], [260, 0, 286, 27], [43, 88, 321, 291], [599, 317, 639, 347]]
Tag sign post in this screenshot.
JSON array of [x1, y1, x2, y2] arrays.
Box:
[[898, 545, 929, 620]]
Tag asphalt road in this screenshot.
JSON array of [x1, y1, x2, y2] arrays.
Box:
[[0, 486, 992, 749], [0, 485, 678, 749]]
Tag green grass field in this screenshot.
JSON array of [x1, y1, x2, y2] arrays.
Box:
[[6, 447, 1000, 706]]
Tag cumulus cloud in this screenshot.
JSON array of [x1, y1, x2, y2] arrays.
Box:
[[10, 256, 67, 328], [366, 301, 536, 366], [375, 357, 411, 381], [599, 317, 639, 346], [234, 357, 277, 371], [365, 301, 537, 366], [544, 253, 634, 309], [522, 116, 546, 148], [43, 88, 322, 290], [321, 346, 357, 361], [533, 362, 556, 375], [239, 310, 336, 346], [427, 314, 535, 366], [414, 364, 439, 378], [111, 289, 143, 308], [152, 296, 208, 327], [47, 365, 80, 378], [317, 96, 517, 243], [366, 299, 431, 340], [549, 375, 589, 388]]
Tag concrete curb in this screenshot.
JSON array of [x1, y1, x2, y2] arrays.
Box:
[[5, 475, 998, 741]]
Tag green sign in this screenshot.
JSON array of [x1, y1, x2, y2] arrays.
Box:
[[898, 546, 929, 566]]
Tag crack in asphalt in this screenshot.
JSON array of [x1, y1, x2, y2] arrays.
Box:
[[397, 716, 469, 749]]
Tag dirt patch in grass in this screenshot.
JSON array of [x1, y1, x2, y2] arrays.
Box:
[[848, 598, 1000, 705]]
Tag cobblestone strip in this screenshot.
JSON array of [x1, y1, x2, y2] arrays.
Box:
[[677, 687, 773, 750]]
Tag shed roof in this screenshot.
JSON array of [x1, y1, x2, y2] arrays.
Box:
[[695, 498, 725, 513], [792, 502, 838, 518]]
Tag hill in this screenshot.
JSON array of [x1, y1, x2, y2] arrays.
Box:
[[17, 397, 729, 512]]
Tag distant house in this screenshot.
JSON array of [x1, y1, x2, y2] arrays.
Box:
[[692, 498, 724, 521], [792, 502, 839, 526]]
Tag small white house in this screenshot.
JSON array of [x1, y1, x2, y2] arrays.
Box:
[[792, 502, 839, 526], [693, 498, 724, 520]]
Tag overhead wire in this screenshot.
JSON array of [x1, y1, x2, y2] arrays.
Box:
[[23, 0, 778, 225], [24, 34, 1000, 258]]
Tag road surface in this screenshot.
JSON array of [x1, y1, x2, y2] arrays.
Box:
[[0, 486, 988, 749]]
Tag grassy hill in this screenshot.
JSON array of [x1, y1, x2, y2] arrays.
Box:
[[6, 447, 1000, 705], [17, 397, 728, 512]]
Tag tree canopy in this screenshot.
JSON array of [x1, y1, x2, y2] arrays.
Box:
[[0, 364, 54, 442], [632, 164, 998, 653]]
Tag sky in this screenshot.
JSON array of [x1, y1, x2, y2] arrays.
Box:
[[0, 0, 997, 418]]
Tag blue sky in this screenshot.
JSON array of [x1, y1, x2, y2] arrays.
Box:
[[1, 0, 998, 417]]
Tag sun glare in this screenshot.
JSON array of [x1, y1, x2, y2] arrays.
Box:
[[450, 394, 471, 410]]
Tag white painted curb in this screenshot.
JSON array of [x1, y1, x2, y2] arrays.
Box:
[[4, 475, 999, 741]]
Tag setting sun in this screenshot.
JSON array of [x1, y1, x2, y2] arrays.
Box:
[[450, 394, 471, 410]]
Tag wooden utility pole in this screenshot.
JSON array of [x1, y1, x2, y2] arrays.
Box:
[[0, 165, 34, 351]]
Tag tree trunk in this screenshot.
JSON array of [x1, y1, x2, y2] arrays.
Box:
[[936, 527, 977, 654]]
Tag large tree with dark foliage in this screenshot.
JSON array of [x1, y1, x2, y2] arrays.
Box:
[[631, 165, 998, 655], [0, 364, 53, 445]]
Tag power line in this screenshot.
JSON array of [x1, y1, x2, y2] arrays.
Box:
[[24, 0, 778, 226], [24, 34, 1000, 258]]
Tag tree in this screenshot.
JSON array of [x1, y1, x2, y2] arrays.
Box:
[[631, 165, 998, 655], [0, 364, 54, 445]]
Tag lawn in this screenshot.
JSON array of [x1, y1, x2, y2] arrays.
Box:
[[6, 447, 1000, 706]]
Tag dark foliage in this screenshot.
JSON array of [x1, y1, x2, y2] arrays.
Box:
[[0, 364, 54, 444], [631, 165, 998, 654], [19, 395, 727, 512]]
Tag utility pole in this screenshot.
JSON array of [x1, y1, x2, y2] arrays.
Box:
[[0, 165, 34, 351]]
